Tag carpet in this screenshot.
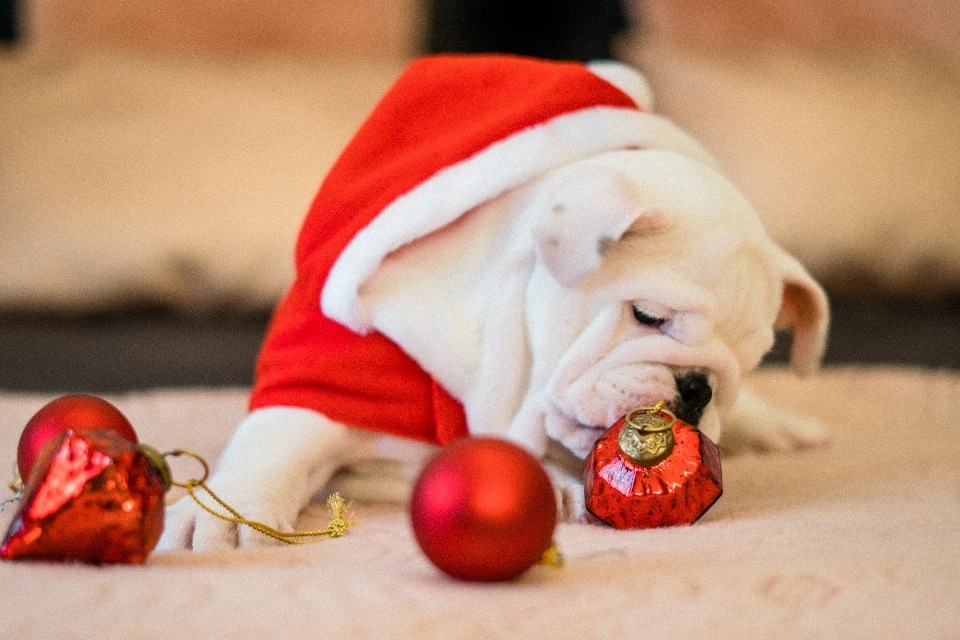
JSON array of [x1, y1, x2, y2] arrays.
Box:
[[1, 366, 958, 638]]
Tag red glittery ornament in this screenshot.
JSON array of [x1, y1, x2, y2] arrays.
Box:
[[410, 437, 557, 582], [17, 395, 138, 480], [584, 406, 722, 529], [1, 429, 167, 564]]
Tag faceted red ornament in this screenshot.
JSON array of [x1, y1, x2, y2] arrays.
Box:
[[410, 437, 557, 582], [1, 429, 167, 564], [17, 395, 138, 480], [584, 407, 722, 529]]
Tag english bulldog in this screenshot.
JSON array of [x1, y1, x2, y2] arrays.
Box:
[[158, 55, 829, 551]]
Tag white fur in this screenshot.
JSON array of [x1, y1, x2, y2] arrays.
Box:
[[586, 60, 655, 111], [159, 72, 829, 552]]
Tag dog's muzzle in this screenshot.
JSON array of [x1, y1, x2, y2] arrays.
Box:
[[673, 370, 713, 426]]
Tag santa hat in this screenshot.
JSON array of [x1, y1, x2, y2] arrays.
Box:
[[320, 56, 655, 332], [250, 55, 683, 445]]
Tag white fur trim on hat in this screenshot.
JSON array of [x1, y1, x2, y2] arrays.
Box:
[[587, 60, 655, 111]]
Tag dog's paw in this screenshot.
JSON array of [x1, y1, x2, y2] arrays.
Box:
[[542, 462, 590, 523], [155, 495, 229, 552], [156, 491, 296, 551], [155, 406, 363, 552], [722, 388, 828, 453]]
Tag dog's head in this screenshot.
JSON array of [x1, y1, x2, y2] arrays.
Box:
[[353, 147, 827, 459], [518, 148, 828, 457]]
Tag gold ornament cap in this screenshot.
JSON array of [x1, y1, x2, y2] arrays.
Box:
[[617, 403, 677, 467]]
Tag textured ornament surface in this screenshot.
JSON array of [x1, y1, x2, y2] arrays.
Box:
[[410, 437, 557, 582], [585, 413, 722, 529], [1, 429, 165, 564]]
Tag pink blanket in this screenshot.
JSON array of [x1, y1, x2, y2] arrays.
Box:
[[1, 366, 958, 638]]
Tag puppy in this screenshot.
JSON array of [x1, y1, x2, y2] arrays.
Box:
[[158, 56, 828, 551]]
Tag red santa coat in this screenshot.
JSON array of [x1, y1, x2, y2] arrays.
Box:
[[249, 55, 647, 445]]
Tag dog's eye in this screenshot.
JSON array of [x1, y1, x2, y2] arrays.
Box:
[[632, 305, 666, 328]]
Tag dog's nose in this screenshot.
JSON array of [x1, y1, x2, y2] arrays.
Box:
[[674, 371, 713, 425]]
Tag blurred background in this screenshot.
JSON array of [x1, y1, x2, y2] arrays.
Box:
[[1, 0, 959, 392]]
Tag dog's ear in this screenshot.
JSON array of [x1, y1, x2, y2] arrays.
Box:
[[530, 167, 666, 287], [775, 252, 830, 377]]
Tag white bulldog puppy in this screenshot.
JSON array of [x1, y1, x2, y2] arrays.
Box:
[[159, 57, 829, 551]]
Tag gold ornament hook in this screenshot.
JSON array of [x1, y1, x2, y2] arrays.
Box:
[[161, 449, 210, 488], [624, 402, 677, 432]]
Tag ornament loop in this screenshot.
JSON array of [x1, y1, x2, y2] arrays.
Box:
[[619, 401, 677, 467], [162, 449, 210, 487], [624, 401, 677, 431]]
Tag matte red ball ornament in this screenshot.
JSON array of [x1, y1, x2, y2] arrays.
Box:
[[410, 437, 557, 582], [1, 429, 168, 563], [584, 405, 722, 529], [17, 395, 138, 480]]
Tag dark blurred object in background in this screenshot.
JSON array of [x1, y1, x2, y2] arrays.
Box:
[[426, 0, 632, 61], [3, 297, 959, 393], [0, 308, 270, 393], [1, 0, 18, 42]]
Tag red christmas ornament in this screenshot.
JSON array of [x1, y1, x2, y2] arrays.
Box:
[[17, 395, 138, 480], [3, 394, 358, 563], [410, 437, 557, 582], [1, 429, 168, 564], [584, 405, 722, 529]]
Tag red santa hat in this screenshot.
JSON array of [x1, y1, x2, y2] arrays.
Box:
[[249, 55, 659, 445]]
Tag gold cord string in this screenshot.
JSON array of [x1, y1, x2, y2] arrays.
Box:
[[184, 481, 354, 544], [164, 449, 355, 545], [633, 399, 667, 417]]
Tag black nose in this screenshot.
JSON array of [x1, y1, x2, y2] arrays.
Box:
[[674, 371, 713, 425]]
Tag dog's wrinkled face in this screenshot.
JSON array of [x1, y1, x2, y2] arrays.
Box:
[[518, 149, 823, 458]]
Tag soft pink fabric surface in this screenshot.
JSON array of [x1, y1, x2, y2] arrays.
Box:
[[1, 367, 958, 638]]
